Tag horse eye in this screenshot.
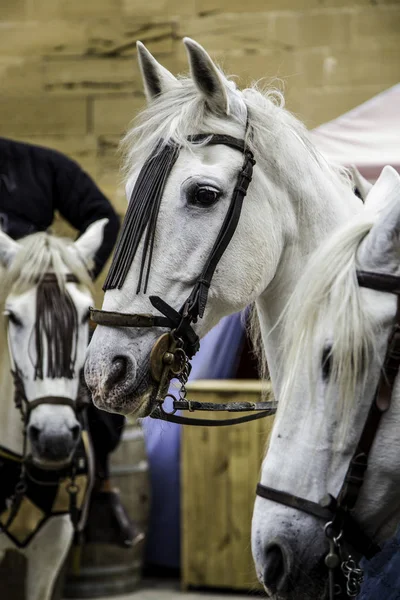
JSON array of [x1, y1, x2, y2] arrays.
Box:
[[321, 346, 332, 381], [6, 312, 22, 327], [190, 186, 221, 207], [82, 309, 91, 324]]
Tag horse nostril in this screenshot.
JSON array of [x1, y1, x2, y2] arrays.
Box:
[[107, 356, 129, 389], [263, 543, 286, 593], [71, 424, 81, 442], [29, 425, 40, 444]]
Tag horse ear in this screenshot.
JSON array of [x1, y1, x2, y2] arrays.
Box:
[[349, 165, 373, 201], [0, 230, 20, 267], [357, 166, 400, 272], [137, 41, 179, 102], [363, 166, 400, 217], [183, 37, 230, 115], [73, 219, 108, 266]]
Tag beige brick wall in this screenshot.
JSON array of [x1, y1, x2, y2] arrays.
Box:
[[0, 0, 399, 303]]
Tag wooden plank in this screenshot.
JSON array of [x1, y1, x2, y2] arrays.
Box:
[[181, 380, 274, 591], [181, 423, 210, 588], [204, 404, 231, 587], [229, 419, 261, 590]]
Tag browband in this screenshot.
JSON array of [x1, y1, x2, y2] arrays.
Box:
[[188, 134, 247, 154]]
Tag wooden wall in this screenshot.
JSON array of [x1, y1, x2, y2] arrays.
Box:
[[1, 0, 399, 303]]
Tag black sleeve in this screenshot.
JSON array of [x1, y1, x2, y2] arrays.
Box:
[[53, 157, 120, 279]]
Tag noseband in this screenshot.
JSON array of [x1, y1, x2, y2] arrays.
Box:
[[91, 132, 278, 426], [256, 269, 400, 599]]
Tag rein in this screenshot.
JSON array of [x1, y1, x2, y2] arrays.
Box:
[[91, 130, 278, 426], [256, 269, 400, 599]]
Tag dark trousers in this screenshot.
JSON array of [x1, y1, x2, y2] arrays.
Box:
[[87, 403, 125, 481]]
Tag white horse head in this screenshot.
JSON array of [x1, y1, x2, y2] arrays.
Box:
[[0, 219, 107, 468], [252, 166, 400, 598], [85, 38, 360, 416]]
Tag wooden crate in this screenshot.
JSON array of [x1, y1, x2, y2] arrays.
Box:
[[181, 380, 274, 592]]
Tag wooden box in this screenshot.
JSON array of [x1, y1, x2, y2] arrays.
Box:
[[181, 380, 274, 592]]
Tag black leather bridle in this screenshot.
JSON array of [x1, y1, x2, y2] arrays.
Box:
[[256, 269, 400, 599], [90, 132, 278, 426], [1, 274, 91, 534]]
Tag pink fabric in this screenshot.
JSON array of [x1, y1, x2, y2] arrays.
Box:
[[310, 85, 400, 181]]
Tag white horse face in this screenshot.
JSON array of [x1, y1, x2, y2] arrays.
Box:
[[0, 220, 107, 467], [85, 39, 285, 415], [252, 167, 400, 598]]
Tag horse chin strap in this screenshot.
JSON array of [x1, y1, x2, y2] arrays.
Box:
[[257, 270, 400, 599]]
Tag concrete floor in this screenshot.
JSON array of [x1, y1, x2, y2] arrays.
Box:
[[69, 578, 263, 600]]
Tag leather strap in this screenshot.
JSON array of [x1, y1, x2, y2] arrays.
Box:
[[188, 134, 246, 154], [28, 396, 76, 411], [150, 296, 200, 358], [337, 295, 400, 510], [90, 307, 170, 329], [255, 484, 380, 560], [185, 147, 255, 321], [256, 484, 333, 521], [357, 270, 400, 295], [174, 399, 277, 413], [151, 405, 276, 427]]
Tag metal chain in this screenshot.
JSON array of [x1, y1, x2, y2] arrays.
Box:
[[177, 349, 191, 401], [324, 520, 364, 599], [341, 557, 364, 597]]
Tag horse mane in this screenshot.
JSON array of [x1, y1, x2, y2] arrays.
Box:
[[0, 231, 93, 306], [278, 216, 378, 440], [120, 76, 352, 195]]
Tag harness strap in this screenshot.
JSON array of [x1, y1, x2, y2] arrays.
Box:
[[150, 296, 200, 358], [256, 484, 333, 521], [188, 134, 246, 154], [90, 307, 169, 329], [337, 295, 400, 511], [151, 405, 276, 427], [28, 396, 77, 412], [357, 271, 400, 295], [185, 148, 256, 322], [173, 399, 277, 413], [255, 484, 380, 560]]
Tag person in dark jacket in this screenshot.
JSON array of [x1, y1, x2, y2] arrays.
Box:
[[0, 136, 141, 546]]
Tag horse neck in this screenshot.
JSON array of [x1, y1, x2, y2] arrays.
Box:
[[255, 162, 362, 394], [0, 322, 24, 455], [355, 375, 400, 544]]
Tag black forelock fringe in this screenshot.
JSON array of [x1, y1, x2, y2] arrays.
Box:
[[103, 140, 180, 292], [34, 279, 78, 380]]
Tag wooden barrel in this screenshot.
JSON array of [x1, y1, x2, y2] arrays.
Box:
[[64, 419, 150, 598]]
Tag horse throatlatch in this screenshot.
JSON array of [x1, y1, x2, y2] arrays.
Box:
[[256, 269, 400, 599], [91, 131, 278, 426]]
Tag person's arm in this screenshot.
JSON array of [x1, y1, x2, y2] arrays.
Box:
[[53, 154, 120, 279]]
